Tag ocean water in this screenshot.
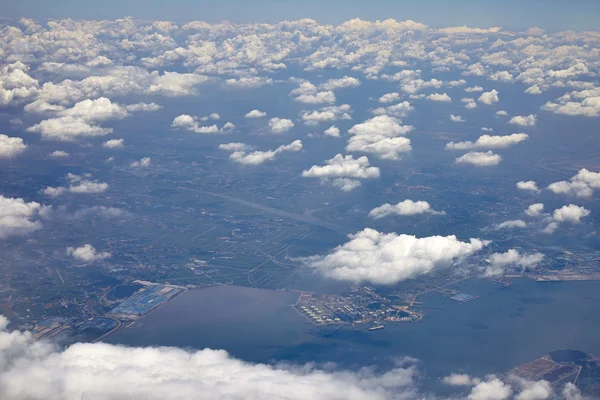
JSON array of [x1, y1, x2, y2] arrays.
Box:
[[108, 279, 600, 378]]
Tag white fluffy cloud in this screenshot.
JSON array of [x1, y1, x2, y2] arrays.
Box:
[[547, 168, 600, 197], [131, 157, 151, 168], [301, 104, 352, 125], [543, 204, 591, 233], [66, 173, 109, 194], [302, 154, 379, 191], [478, 89, 499, 105], [371, 101, 414, 118], [300, 228, 488, 284], [0, 195, 47, 239], [462, 98, 477, 109], [224, 76, 273, 89], [224, 140, 303, 165], [268, 117, 295, 133], [43, 186, 66, 197], [348, 115, 413, 137], [485, 249, 544, 276], [426, 93, 452, 102], [446, 133, 528, 150], [320, 76, 360, 90], [465, 86, 484, 93], [509, 114, 537, 127], [494, 220, 527, 230], [517, 181, 540, 192], [50, 150, 69, 158], [324, 126, 341, 137], [456, 151, 502, 166], [369, 200, 445, 219], [103, 138, 124, 148], [378, 93, 400, 103], [171, 114, 235, 134], [450, 114, 466, 122], [294, 91, 336, 104], [346, 115, 413, 159], [525, 203, 544, 217], [0, 134, 27, 158], [26, 116, 112, 141], [66, 244, 111, 262], [244, 109, 267, 118]]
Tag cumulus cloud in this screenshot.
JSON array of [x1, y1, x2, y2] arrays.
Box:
[[26, 116, 112, 141], [245, 109, 267, 118], [426, 93, 452, 102], [547, 168, 600, 198], [371, 101, 414, 118], [131, 157, 151, 168], [455, 151, 502, 166], [0, 134, 27, 158], [0, 317, 425, 400], [50, 150, 69, 158], [446, 133, 528, 150], [509, 114, 537, 127], [171, 114, 235, 134], [485, 249, 544, 276], [103, 139, 124, 148], [301, 104, 352, 125], [462, 98, 477, 109], [543, 204, 591, 234], [66, 244, 111, 262], [494, 220, 527, 230], [450, 114, 466, 122], [517, 181, 540, 192], [302, 154, 379, 191], [348, 115, 413, 137], [525, 203, 544, 217], [43, 186, 67, 198], [346, 117, 413, 160], [324, 126, 341, 137], [320, 76, 360, 90], [268, 117, 295, 133], [465, 86, 484, 93], [224, 76, 273, 89], [67, 173, 109, 194], [478, 89, 499, 105], [369, 200, 445, 219], [378, 93, 400, 103], [300, 228, 488, 284], [224, 140, 302, 165], [0, 195, 47, 239], [294, 91, 336, 104]]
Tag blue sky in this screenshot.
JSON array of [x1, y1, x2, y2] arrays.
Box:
[[4, 0, 600, 31]]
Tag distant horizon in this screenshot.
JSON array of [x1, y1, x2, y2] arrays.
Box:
[[4, 0, 600, 32]]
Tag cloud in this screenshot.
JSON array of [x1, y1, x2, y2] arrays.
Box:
[[517, 181, 540, 192], [348, 115, 413, 137], [225, 140, 302, 165], [547, 169, 600, 197], [450, 114, 466, 122], [103, 139, 124, 148], [219, 142, 252, 152], [0, 134, 27, 158], [467, 377, 512, 400], [443, 374, 481, 386], [301, 104, 352, 125], [543, 204, 591, 234], [244, 109, 267, 118], [43, 186, 66, 197], [462, 98, 477, 109], [294, 91, 336, 104], [509, 114, 537, 127], [494, 220, 527, 230], [224, 76, 273, 89], [147, 71, 209, 95], [131, 157, 151, 168], [0, 195, 47, 239], [378, 93, 400, 103], [525, 203, 544, 217], [490, 71, 514, 82], [300, 228, 488, 284], [302, 154, 380, 191], [73, 206, 131, 219], [478, 90, 499, 105], [0, 317, 424, 400], [66, 244, 111, 262], [525, 85, 543, 95], [324, 126, 341, 137], [446, 133, 528, 150], [171, 114, 235, 134], [485, 249, 544, 276], [320, 76, 360, 90], [465, 86, 484, 92], [371, 101, 414, 118], [455, 151, 502, 166], [67, 173, 109, 194], [496, 110, 508, 116], [26, 116, 112, 141], [369, 200, 445, 219], [426, 93, 452, 102], [49, 150, 69, 158], [268, 118, 295, 133]]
